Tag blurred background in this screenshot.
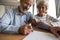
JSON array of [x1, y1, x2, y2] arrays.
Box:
[[0, 0, 60, 19]]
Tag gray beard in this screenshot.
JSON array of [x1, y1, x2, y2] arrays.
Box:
[[19, 6, 27, 13]]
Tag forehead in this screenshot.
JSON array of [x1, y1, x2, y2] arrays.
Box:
[[24, 0, 34, 4], [37, 3, 47, 8], [38, 5, 46, 8]]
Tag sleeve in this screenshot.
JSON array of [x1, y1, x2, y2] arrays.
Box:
[[35, 22, 50, 30], [47, 14, 58, 22], [0, 18, 1, 32], [29, 12, 34, 19], [33, 15, 50, 30], [0, 9, 19, 34], [26, 12, 34, 23]]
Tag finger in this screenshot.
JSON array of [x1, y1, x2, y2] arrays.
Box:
[[19, 27, 24, 34], [34, 18, 38, 22], [23, 24, 29, 27], [54, 27, 60, 31], [24, 26, 32, 34], [29, 25, 33, 29], [23, 28, 28, 35], [22, 26, 28, 35], [24, 24, 33, 33], [52, 31, 60, 38], [28, 24, 32, 29], [27, 30, 31, 34], [24, 28, 32, 35], [27, 29, 32, 34], [57, 31, 60, 36], [57, 27, 60, 30], [28, 26, 33, 31]]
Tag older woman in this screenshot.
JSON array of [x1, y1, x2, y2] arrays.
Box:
[[31, 0, 60, 38]]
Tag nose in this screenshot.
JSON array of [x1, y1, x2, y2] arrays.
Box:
[[27, 5, 30, 9], [40, 8, 43, 11]]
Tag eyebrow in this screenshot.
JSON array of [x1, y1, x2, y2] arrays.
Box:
[[25, 1, 31, 6]]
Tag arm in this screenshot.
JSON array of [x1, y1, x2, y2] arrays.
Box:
[[49, 27, 60, 38], [0, 9, 19, 34], [31, 15, 50, 30], [31, 18, 36, 26], [47, 14, 58, 22], [0, 10, 33, 34], [31, 15, 60, 37], [38, 21, 60, 37], [36, 21, 50, 30], [31, 18, 60, 37]]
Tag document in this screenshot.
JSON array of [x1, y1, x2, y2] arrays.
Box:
[[51, 22, 60, 27], [23, 31, 60, 40]]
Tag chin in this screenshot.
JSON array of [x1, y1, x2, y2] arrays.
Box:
[[24, 10, 27, 11], [23, 11, 27, 13]]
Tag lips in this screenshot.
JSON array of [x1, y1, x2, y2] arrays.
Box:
[[23, 6, 28, 11]]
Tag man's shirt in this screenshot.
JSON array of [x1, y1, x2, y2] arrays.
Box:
[[0, 8, 33, 34]]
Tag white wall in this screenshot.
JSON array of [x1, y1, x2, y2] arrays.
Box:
[[34, 0, 37, 15], [47, 0, 56, 18], [0, 5, 5, 18], [28, 5, 33, 14]]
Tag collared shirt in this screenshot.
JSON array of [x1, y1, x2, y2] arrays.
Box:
[[0, 8, 33, 34]]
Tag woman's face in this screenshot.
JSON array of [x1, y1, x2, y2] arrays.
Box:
[[38, 5, 47, 14]]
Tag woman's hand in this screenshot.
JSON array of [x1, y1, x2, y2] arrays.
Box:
[[49, 27, 60, 38]]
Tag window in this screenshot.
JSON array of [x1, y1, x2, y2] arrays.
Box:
[[47, 0, 56, 18]]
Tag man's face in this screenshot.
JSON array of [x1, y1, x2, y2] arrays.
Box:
[[19, 0, 34, 13]]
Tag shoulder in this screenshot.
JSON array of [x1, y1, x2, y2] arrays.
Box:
[[25, 11, 32, 15], [5, 8, 17, 16], [25, 11, 33, 16], [46, 14, 52, 17], [4, 8, 14, 15], [5, 8, 13, 13], [2, 8, 16, 19]]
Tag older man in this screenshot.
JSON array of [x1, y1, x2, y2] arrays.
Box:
[[0, 0, 34, 35]]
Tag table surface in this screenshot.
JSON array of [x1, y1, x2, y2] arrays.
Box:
[[0, 27, 49, 40]]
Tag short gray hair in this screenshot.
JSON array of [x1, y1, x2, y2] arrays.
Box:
[[20, 0, 34, 3], [37, 0, 48, 10]]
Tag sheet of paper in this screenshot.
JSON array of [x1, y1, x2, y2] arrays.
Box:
[[23, 31, 60, 40], [51, 22, 60, 27]]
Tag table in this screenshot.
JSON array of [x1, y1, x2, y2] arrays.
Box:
[[0, 27, 49, 40]]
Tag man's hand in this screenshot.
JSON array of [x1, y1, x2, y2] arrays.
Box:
[[18, 24, 33, 35], [49, 27, 60, 38]]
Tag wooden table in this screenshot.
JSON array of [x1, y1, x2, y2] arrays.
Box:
[[0, 28, 49, 40]]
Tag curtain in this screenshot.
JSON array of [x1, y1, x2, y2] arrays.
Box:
[[55, 0, 60, 18]]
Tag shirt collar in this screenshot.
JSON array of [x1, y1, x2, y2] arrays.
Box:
[[14, 8, 27, 15]]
